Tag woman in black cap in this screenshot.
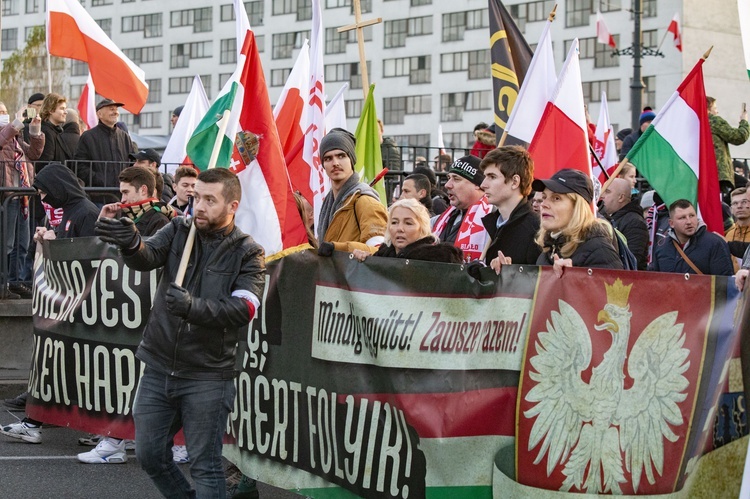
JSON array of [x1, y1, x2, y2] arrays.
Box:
[[532, 169, 623, 274]]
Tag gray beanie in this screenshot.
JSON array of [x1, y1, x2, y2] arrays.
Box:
[[320, 128, 357, 165]]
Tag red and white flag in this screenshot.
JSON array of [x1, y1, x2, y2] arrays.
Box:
[[668, 13, 682, 52], [225, 0, 307, 254], [162, 76, 209, 174], [47, 0, 148, 113], [504, 15, 556, 144], [437, 124, 446, 155], [324, 83, 349, 133], [528, 39, 590, 181], [592, 91, 618, 183], [303, 0, 329, 238], [273, 40, 312, 202], [596, 11, 617, 49], [77, 73, 97, 131]]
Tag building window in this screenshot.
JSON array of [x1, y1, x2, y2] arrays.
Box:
[[146, 79, 162, 103], [468, 50, 490, 79], [600, 0, 621, 11], [444, 132, 474, 149], [442, 12, 465, 42], [25, 25, 42, 41], [169, 77, 193, 94], [171, 7, 213, 33], [270, 68, 292, 87], [95, 18, 112, 37], [123, 45, 163, 64], [91, 0, 113, 5], [595, 35, 619, 67], [582, 79, 620, 102], [273, 0, 294, 15], [347, 26, 373, 44], [392, 134, 430, 163], [1, 29, 18, 51], [220, 39, 236, 64], [200, 75, 211, 99], [256, 34, 265, 52], [170, 41, 212, 69], [70, 84, 84, 102], [122, 14, 162, 38], [383, 55, 431, 84], [297, 0, 312, 20], [272, 31, 308, 59], [411, 0, 431, 5], [565, 37, 595, 60], [441, 91, 492, 122], [325, 27, 348, 54], [642, 29, 658, 48], [384, 19, 407, 48], [325, 0, 370, 9], [25, 0, 38, 14], [219, 73, 232, 89], [383, 95, 431, 125], [642, 0, 657, 18], [71, 60, 88, 77], [325, 62, 369, 89], [220, 2, 263, 25], [643, 76, 656, 108], [139, 112, 161, 129], [566, 0, 592, 28], [346, 99, 363, 119], [509, 0, 555, 31], [2, 0, 19, 16]]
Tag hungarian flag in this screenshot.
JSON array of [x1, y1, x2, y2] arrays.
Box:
[[592, 91, 618, 183], [626, 58, 723, 234], [667, 13, 682, 52], [162, 76, 209, 173], [77, 73, 97, 131], [528, 39, 590, 180], [740, 1, 750, 79], [354, 84, 386, 205], [504, 14, 556, 145], [488, 0, 533, 142], [273, 40, 312, 202], [187, 0, 307, 254], [47, 0, 148, 113], [596, 11, 617, 49]]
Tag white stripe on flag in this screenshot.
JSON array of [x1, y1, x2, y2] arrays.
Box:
[[653, 93, 701, 177]]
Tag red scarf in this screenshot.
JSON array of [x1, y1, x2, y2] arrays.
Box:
[[433, 197, 491, 262]]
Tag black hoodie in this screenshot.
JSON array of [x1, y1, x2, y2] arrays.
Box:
[[32, 162, 100, 238]]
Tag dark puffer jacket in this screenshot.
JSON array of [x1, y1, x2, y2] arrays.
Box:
[[648, 225, 733, 276], [32, 162, 99, 238], [536, 222, 623, 269], [481, 200, 541, 266], [373, 235, 463, 263], [122, 218, 266, 380], [608, 199, 649, 270]]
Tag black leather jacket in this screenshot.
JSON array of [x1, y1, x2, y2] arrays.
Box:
[[123, 217, 266, 380]]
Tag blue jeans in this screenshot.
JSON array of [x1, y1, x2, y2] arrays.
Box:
[[5, 198, 30, 282], [134, 367, 236, 499]]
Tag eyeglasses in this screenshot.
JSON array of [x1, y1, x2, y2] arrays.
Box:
[[731, 200, 750, 207]]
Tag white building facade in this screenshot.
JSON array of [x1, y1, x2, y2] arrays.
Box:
[[2, 0, 748, 159]]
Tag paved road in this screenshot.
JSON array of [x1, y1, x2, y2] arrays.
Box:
[[0, 383, 306, 499]]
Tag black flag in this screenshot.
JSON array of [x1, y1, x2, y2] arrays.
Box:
[[488, 0, 533, 144]]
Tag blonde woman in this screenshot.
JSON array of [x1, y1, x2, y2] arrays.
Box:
[[533, 169, 623, 275], [352, 198, 462, 263]]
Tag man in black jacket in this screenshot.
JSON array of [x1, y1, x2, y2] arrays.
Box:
[[75, 98, 137, 204], [600, 177, 649, 270], [479, 146, 541, 270], [32, 162, 99, 239], [95, 168, 265, 497]]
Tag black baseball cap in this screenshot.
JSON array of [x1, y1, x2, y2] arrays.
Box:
[[96, 98, 125, 111], [532, 168, 594, 204], [130, 148, 161, 166], [28, 93, 45, 105]]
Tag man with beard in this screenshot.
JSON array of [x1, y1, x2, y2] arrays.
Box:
[[94, 168, 265, 497]]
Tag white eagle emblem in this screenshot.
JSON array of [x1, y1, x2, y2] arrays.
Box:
[[524, 279, 690, 494]]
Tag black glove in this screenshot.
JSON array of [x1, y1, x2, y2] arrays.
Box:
[[465, 260, 486, 281], [318, 241, 335, 257], [95, 217, 140, 249], [166, 282, 192, 318]]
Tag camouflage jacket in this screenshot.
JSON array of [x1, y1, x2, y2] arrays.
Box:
[[709, 114, 749, 185]]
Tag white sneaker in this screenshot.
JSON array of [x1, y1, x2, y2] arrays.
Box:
[[0, 419, 42, 444], [123, 439, 136, 451], [172, 445, 189, 463], [77, 437, 127, 464]]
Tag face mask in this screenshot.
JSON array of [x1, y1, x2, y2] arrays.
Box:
[[631, 188, 639, 196], [0, 115, 9, 125]]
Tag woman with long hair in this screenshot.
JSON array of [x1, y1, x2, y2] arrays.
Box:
[[352, 198, 462, 263], [533, 169, 623, 275]]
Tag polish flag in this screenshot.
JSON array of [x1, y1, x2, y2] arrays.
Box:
[[47, 0, 148, 113], [273, 40, 312, 202], [668, 13, 682, 52], [596, 11, 617, 49], [324, 83, 349, 133], [504, 15, 556, 144], [592, 91, 618, 183], [76, 73, 97, 131], [437, 124, 446, 155], [528, 39, 590, 181], [162, 75, 209, 174]]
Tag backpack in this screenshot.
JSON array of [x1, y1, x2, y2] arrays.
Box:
[[613, 228, 638, 271]]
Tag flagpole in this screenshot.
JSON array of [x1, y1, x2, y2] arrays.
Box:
[[589, 142, 610, 180], [655, 27, 670, 53], [174, 109, 231, 286], [600, 157, 629, 194], [46, 52, 52, 92]]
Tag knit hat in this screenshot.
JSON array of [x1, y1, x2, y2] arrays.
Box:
[[172, 105, 184, 117], [448, 155, 484, 187], [320, 128, 357, 165], [616, 128, 632, 141], [639, 111, 656, 126]]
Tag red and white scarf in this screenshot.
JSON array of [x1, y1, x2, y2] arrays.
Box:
[[433, 197, 491, 262]]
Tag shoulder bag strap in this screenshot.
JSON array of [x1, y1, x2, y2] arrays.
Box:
[[672, 240, 703, 275]]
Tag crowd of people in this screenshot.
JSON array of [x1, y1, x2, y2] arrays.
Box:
[[1, 88, 750, 499]]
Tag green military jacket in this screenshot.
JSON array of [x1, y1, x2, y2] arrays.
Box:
[[709, 114, 749, 185]]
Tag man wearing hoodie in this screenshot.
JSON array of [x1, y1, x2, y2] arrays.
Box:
[[600, 177, 649, 270], [648, 199, 733, 275], [32, 162, 99, 239], [316, 128, 388, 254]]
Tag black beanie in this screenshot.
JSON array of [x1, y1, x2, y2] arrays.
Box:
[[320, 128, 357, 165], [448, 155, 484, 186]]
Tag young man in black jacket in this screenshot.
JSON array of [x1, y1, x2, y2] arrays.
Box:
[[99, 166, 170, 236], [95, 168, 265, 497]]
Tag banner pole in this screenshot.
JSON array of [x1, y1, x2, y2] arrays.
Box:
[[174, 109, 231, 286]]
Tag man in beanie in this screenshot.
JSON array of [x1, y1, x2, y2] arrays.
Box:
[[619, 110, 655, 160], [171, 105, 184, 129], [432, 154, 491, 261], [615, 128, 632, 154], [316, 128, 387, 254]]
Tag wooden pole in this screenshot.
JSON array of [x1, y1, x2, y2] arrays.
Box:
[[337, 0, 381, 101], [174, 109, 231, 286]]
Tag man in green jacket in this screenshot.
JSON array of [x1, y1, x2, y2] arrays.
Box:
[[708, 96, 749, 195]]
